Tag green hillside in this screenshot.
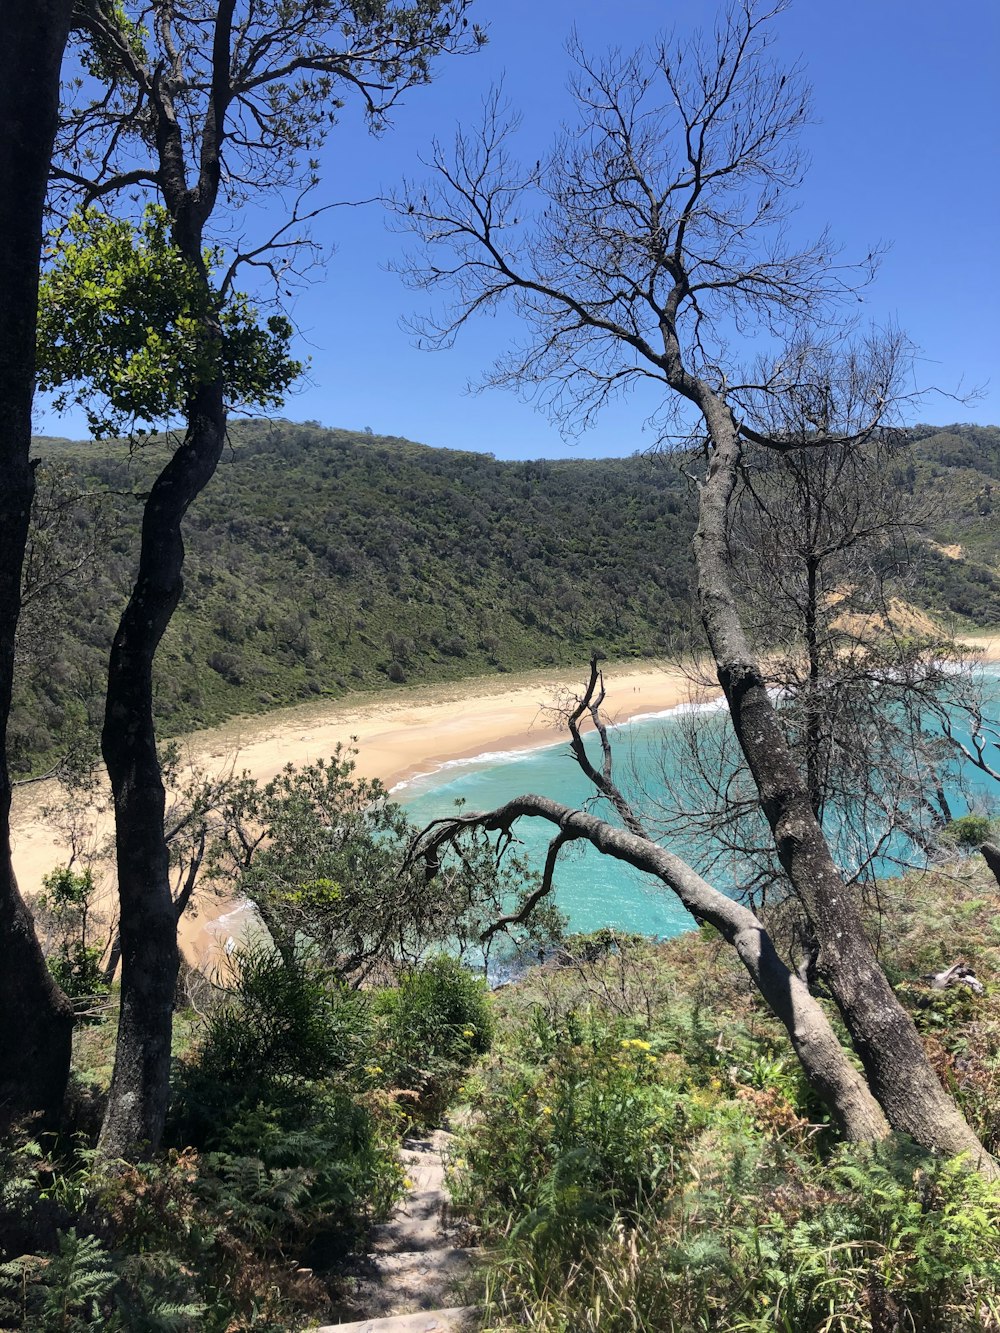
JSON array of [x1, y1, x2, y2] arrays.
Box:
[[12, 419, 1000, 775]]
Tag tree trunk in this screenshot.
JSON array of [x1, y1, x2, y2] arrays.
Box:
[[803, 552, 823, 819], [692, 394, 995, 1172], [981, 841, 1000, 891], [0, 0, 76, 1134], [97, 382, 227, 1158], [425, 794, 890, 1143]]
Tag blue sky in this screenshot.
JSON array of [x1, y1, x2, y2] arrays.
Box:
[[38, 0, 1000, 458]]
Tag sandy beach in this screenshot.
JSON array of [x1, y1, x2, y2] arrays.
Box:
[[11, 631, 1000, 967], [10, 654, 714, 966]]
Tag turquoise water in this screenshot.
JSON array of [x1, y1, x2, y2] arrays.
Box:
[[398, 671, 1000, 941]]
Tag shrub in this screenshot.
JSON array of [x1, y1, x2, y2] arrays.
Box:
[[377, 955, 493, 1065], [172, 944, 373, 1150], [374, 955, 493, 1123], [36, 868, 109, 1006], [198, 944, 370, 1087], [0, 1228, 119, 1332], [941, 813, 997, 848], [449, 1008, 723, 1242]]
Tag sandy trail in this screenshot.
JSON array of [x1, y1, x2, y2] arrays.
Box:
[[13, 632, 1000, 967]]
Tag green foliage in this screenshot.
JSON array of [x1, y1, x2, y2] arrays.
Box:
[[14, 420, 697, 774], [377, 954, 494, 1064], [0, 961, 407, 1330], [8, 857, 1000, 1331], [942, 812, 997, 848], [373, 955, 494, 1125], [198, 1085, 404, 1254], [450, 1004, 730, 1242], [15, 419, 1000, 780], [449, 933, 1000, 1332], [0, 1128, 395, 1331], [207, 749, 545, 980], [16, 420, 1000, 779], [37, 207, 300, 439], [0, 1228, 118, 1332], [36, 867, 109, 1005], [201, 943, 370, 1085]]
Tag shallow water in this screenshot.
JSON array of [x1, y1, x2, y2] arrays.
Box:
[[397, 670, 1000, 940]]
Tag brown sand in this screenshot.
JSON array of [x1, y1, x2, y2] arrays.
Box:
[[12, 632, 1000, 968]]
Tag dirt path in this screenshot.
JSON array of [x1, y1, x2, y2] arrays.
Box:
[[319, 1127, 480, 1333]]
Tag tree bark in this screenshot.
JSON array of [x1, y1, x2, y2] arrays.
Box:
[[691, 392, 995, 1172], [980, 841, 1000, 892], [421, 794, 890, 1143], [97, 381, 226, 1158], [0, 0, 76, 1133]]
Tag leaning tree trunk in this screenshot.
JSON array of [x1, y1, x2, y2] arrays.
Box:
[[0, 0, 77, 1133], [97, 381, 227, 1158], [692, 390, 995, 1172], [422, 793, 889, 1142]]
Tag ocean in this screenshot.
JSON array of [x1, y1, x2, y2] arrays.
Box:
[[396, 668, 1000, 942]]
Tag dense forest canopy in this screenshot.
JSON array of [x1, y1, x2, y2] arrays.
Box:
[[14, 417, 1000, 776]]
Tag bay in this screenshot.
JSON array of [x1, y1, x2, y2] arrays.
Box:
[[397, 669, 1000, 941]]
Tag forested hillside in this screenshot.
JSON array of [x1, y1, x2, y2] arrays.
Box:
[[13, 418, 1000, 775]]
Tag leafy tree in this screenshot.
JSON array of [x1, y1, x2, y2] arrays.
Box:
[[38, 206, 299, 440], [398, 2, 995, 1168], [39, 0, 483, 1157], [35, 867, 110, 1006], [0, 0, 77, 1133], [206, 747, 562, 981]]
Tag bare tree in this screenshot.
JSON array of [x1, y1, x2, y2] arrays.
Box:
[[46, 0, 482, 1157], [0, 0, 77, 1132], [396, 2, 995, 1167], [415, 658, 889, 1142], [644, 401, 988, 912]]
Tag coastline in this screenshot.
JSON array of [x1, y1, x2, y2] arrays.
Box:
[[11, 632, 1000, 966], [182, 654, 717, 792], [10, 654, 714, 967]]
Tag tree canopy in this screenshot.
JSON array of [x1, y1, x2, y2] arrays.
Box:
[[38, 207, 300, 438]]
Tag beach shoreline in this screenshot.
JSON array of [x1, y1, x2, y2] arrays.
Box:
[[11, 632, 1000, 966], [10, 653, 714, 966]]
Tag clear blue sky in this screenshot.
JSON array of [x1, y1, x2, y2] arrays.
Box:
[[38, 0, 1000, 458]]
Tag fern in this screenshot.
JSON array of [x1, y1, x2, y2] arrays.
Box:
[[113, 1250, 206, 1333], [1, 1229, 120, 1332], [0, 1252, 46, 1327]]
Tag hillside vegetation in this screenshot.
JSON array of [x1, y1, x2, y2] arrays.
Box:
[[5, 851, 1000, 1330], [13, 418, 1000, 775]]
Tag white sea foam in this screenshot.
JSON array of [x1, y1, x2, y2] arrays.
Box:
[[391, 742, 566, 794], [207, 897, 254, 932], [392, 693, 733, 797], [626, 695, 731, 724]]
